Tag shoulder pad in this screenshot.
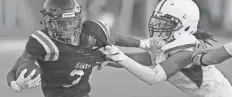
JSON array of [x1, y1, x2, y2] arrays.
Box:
[[27, 30, 59, 61], [162, 33, 199, 54]]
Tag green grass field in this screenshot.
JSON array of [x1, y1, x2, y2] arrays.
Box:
[[1, 37, 232, 97]]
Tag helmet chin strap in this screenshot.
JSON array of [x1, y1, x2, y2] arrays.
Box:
[[64, 31, 81, 46], [71, 33, 81, 46]]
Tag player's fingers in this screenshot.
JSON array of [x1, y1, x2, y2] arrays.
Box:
[[98, 46, 112, 55], [195, 42, 200, 48], [98, 47, 105, 53], [29, 78, 41, 88], [32, 74, 41, 83], [193, 44, 199, 52], [19, 69, 27, 78], [104, 45, 116, 50], [16, 78, 24, 85], [32, 82, 40, 87], [29, 69, 36, 77], [34, 78, 41, 85], [192, 43, 201, 58], [25, 69, 36, 80], [29, 81, 40, 88], [194, 43, 203, 52], [105, 45, 119, 53], [26, 76, 41, 88], [35, 74, 41, 79], [98, 45, 112, 51]]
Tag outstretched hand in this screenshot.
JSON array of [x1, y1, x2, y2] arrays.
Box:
[[99, 45, 127, 63], [192, 42, 212, 65], [140, 37, 166, 51], [192, 43, 204, 59]]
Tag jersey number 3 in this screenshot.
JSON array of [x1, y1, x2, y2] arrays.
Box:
[[63, 69, 84, 88]]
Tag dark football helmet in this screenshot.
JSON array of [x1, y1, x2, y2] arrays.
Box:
[[41, 0, 82, 44]]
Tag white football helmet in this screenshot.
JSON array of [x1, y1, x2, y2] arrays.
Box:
[[148, 0, 200, 41]]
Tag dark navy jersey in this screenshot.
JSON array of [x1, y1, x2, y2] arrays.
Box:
[[25, 28, 106, 90]]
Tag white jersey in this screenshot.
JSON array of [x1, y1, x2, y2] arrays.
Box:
[[150, 33, 232, 97]]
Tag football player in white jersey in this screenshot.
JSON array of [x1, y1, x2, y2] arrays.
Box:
[[99, 0, 232, 97]]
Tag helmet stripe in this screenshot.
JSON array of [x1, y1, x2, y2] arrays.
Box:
[[158, 0, 167, 11]]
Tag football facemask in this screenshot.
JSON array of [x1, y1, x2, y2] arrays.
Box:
[[148, 11, 183, 40], [47, 12, 82, 44]]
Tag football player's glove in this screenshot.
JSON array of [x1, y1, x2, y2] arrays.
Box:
[[25, 74, 41, 89], [192, 43, 211, 66], [96, 60, 116, 70], [99, 45, 127, 63], [11, 69, 41, 92], [80, 20, 110, 50], [139, 37, 166, 51]]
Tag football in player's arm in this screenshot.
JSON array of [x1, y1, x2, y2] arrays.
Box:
[[7, 47, 42, 91], [192, 41, 232, 66]]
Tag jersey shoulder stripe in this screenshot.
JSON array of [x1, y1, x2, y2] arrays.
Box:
[[30, 30, 59, 61], [162, 34, 198, 55], [164, 43, 195, 55]]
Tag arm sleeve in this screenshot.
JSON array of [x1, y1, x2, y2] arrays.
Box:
[[119, 56, 167, 85]]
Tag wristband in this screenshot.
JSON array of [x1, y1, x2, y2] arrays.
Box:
[[200, 52, 208, 66]]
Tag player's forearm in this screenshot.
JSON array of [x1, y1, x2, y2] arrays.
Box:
[[201, 46, 232, 65], [107, 52, 152, 68], [6, 54, 34, 86], [119, 56, 167, 85], [125, 52, 152, 66], [111, 34, 140, 47], [106, 62, 124, 68], [7, 70, 16, 87], [6, 57, 22, 87]]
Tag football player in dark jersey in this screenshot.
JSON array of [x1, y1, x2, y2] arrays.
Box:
[[6, 0, 146, 97]]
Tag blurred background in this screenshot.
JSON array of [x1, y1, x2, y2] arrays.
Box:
[[1, 0, 232, 97], [0, 0, 232, 38]]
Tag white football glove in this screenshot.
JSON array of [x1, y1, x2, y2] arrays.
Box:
[[11, 69, 41, 92], [25, 73, 41, 89], [139, 37, 166, 51], [139, 38, 151, 51], [96, 60, 116, 70], [99, 45, 127, 63]]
